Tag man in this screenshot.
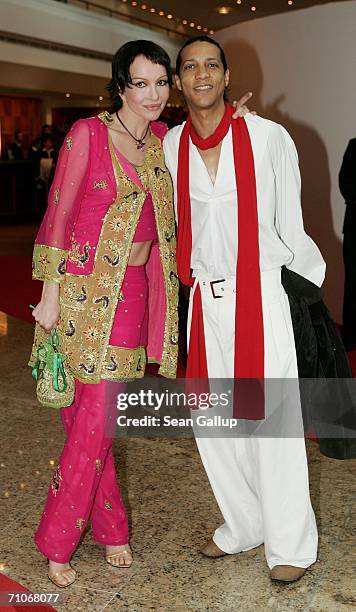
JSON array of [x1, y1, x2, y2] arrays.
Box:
[[6, 129, 24, 161], [163, 36, 325, 583], [339, 138, 356, 351]]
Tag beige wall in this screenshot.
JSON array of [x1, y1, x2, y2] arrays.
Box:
[[216, 0, 356, 321], [0, 0, 180, 73], [0, 0, 182, 130]]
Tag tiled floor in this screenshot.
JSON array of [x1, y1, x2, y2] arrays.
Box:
[[0, 312, 355, 611]]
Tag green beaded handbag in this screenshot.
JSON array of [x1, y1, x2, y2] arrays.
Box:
[[31, 328, 75, 408]]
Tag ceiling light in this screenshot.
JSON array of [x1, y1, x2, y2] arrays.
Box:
[[288, 0, 293, 4], [236, 0, 242, 3], [141, 3, 147, 8], [217, 6, 232, 14], [167, 14, 173, 19], [251, 5, 256, 10], [203, 27, 208, 32], [65, 93, 71, 98], [149, 7, 156, 12], [159, 10, 164, 15], [182, 19, 188, 24], [209, 29, 215, 34], [99, 96, 103, 101], [131, 1, 137, 5], [197, 25, 202, 29], [190, 22, 195, 27]]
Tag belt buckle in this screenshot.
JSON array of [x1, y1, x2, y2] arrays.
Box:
[[210, 279, 225, 299]]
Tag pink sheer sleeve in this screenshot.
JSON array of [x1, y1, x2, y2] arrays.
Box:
[[32, 119, 90, 283]]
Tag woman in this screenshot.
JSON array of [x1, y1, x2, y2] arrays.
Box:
[[30, 40, 179, 587]]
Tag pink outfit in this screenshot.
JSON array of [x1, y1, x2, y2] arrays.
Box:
[[133, 192, 158, 242], [34, 116, 168, 367], [34, 118, 169, 562], [109, 265, 149, 348], [35, 379, 128, 563]]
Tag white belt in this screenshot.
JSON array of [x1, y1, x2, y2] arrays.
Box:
[[198, 277, 236, 299], [195, 268, 283, 300]]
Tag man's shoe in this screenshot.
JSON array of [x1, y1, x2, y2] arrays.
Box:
[[200, 539, 227, 558], [270, 565, 306, 583]]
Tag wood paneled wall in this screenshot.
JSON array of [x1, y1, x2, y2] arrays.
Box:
[[0, 95, 42, 157]]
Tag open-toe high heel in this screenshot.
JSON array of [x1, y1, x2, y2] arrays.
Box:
[[106, 545, 133, 568]]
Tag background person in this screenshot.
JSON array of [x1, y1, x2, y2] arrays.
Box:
[[339, 138, 356, 351]]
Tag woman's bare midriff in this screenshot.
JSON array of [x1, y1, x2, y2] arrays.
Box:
[[127, 240, 153, 266]]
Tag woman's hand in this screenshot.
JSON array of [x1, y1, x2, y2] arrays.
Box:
[[32, 281, 60, 333], [232, 92, 256, 119]]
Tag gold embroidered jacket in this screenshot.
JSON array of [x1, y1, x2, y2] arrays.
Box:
[[29, 113, 178, 383]]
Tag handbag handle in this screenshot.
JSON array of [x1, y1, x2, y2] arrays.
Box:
[[32, 328, 68, 392]]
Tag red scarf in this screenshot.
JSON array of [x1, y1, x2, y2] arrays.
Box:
[[177, 103, 264, 419]]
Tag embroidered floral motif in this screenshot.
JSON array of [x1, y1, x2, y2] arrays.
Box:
[[76, 518, 85, 530], [39, 254, 50, 268], [51, 466, 62, 496], [104, 500, 112, 510], [32, 245, 68, 283], [118, 174, 133, 189], [109, 216, 126, 233], [80, 348, 96, 364], [137, 167, 149, 189], [95, 459, 102, 473], [66, 136, 73, 150], [53, 188, 60, 204], [68, 239, 91, 268], [93, 179, 108, 190], [97, 272, 112, 289], [149, 143, 162, 159], [83, 326, 100, 341]]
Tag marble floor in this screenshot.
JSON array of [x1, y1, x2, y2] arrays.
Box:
[[0, 313, 355, 611]]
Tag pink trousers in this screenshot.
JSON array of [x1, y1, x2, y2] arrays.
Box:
[[35, 266, 148, 563]]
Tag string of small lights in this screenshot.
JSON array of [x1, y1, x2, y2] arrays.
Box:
[[119, 1, 296, 28], [219, 1, 294, 13], [120, 0, 215, 34]]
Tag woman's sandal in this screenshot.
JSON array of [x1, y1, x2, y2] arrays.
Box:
[[48, 566, 76, 588], [106, 545, 133, 568]]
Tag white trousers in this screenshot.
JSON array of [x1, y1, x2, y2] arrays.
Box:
[[188, 269, 318, 569]]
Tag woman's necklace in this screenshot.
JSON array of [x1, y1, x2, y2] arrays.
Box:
[[115, 111, 150, 151]]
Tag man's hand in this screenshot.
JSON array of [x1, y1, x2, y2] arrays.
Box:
[[231, 92, 256, 119]]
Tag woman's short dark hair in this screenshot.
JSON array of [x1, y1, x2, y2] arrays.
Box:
[[176, 36, 228, 76], [106, 40, 173, 112]]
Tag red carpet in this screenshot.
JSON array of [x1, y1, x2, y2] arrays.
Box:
[[0, 256, 41, 324], [0, 255, 354, 378], [0, 573, 56, 611]]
